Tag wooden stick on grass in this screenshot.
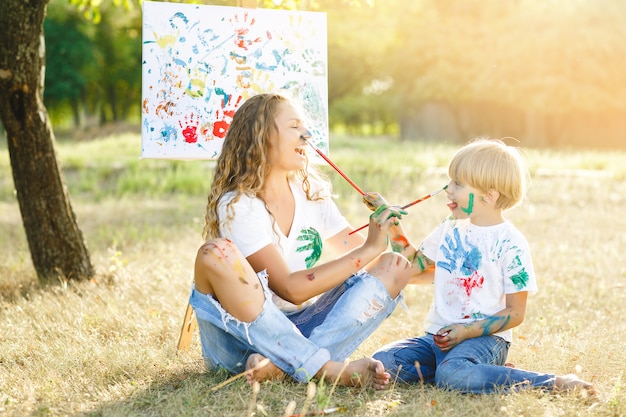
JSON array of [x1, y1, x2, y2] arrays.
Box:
[[209, 358, 270, 392]]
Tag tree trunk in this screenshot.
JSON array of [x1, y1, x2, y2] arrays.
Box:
[[0, 0, 94, 283]]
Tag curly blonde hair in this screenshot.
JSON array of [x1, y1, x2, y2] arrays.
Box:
[[202, 92, 329, 240]]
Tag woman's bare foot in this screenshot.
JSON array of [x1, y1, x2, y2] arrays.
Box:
[[554, 374, 596, 397], [245, 353, 285, 384], [318, 358, 390, 390]]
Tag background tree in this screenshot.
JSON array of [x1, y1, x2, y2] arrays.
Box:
[[45, 0, 143, 127], [0, 0, 94, 284], [92, 5, 139, 123], [44, 6, 96, 127]]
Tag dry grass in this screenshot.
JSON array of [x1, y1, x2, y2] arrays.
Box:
[[0, 135, 625, 416]]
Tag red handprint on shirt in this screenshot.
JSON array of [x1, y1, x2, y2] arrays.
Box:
[[213, 95, 243, 139]]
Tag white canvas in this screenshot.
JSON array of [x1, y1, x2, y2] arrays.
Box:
[[141, 1, 328, 160]]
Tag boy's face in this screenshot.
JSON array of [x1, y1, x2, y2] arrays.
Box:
[[445, 179, 503, 226]]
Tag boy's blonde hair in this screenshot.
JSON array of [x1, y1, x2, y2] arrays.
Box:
[[448, 138, 530, 210]]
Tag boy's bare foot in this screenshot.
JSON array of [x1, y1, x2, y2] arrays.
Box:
[[554, 374, 596, 397], [245, 353, 285, 383], [318, 358, 390, 390]]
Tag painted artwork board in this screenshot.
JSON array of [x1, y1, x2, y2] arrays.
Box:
[[141, 1, 328, 160]]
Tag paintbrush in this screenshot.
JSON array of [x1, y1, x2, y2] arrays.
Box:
[[348, 185, 448, 235], [301, 136, 365, 195], [208, 357, 270, 392]]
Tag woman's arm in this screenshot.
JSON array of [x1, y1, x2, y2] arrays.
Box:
[[433, 291, 528, 351], [246, 205, 405, 305], [324, 225, 366, 254]]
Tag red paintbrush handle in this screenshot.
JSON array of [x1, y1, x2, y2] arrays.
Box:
[[313, 148, 365, 195], [348, 186, 447, 235]]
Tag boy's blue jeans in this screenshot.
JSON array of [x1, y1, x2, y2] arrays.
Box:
[[372, 334, 556, 393], [189, 270, 402, 383]]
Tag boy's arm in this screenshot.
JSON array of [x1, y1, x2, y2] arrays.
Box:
[[434, 291, 528, 351], [386, 223, 436, 284], [361, 192, 434, 283], [406, 247, 435, 284]]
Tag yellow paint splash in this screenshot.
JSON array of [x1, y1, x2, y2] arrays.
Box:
[[233, 259, 248, 285]]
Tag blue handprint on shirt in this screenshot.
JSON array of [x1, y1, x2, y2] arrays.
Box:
[[296, 227, 322, 268], [437, 228, 482, 275]]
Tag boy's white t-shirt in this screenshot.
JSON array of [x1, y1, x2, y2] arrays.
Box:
[[420, 217, 538, 343], [218, 179, 349, 312]]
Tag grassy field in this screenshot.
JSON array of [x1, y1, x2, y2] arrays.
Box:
[[0, 131, 625, 416]]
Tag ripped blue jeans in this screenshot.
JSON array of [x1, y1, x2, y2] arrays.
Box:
[[188, 270, 402, 383], [373, 333, 556, 393]]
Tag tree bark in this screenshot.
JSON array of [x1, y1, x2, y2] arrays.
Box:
[[0, 0, 94, 283]]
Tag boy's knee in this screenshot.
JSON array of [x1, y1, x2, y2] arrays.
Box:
[[372, 350, 392, 369]]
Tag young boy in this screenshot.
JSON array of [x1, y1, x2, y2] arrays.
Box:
[[372, 139, 595, 395]]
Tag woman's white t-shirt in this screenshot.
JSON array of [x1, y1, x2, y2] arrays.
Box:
[[218, 180, 349, 312]]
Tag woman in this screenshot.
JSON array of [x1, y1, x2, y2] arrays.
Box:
[[189, 92, 411, 389]]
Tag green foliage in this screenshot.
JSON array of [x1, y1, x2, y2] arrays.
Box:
[[44, 9, 97, 126], [91, 3, 143, 122], [45, 0, 144, 126], [43, 15, 93, 104], [68, 0, 140, 23]]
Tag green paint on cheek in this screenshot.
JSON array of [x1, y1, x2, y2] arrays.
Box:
[[461, 193, 474, 215]]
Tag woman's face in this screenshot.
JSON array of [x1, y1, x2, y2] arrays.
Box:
[[267, 101, 309, 172]]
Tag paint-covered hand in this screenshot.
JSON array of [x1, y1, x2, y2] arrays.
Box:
[[362, 192, 389, 212], [433, 324, 469, 352], [365, 204, 408, 251], [369, 204, 407, 227]]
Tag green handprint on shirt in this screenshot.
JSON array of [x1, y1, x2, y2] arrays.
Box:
[[296, 227, 322, 268]]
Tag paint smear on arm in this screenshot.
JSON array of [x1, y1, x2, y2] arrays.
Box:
[[390, 234, 410, 253]]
